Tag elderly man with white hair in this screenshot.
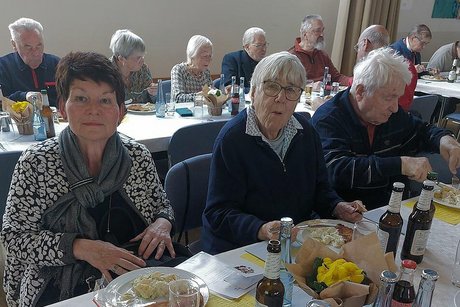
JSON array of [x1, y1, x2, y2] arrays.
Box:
[[0, 17, 60, 107], [202, 51, 363, 254], [288, 14, 351, 86], [221, 27, 268, 93], [311, 47, 460, 210], [171, 35, 213, 103]]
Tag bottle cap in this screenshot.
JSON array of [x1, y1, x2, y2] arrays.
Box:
[[392, 182, 405, 191], [421, 269, 439, 280], [427, 171, 438, 180], [380, 270, 398, 283], [401, 259, 417, 270]]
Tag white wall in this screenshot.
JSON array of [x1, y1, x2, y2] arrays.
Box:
[[398, 0, 460, 61], [0, 0, 339, 78]]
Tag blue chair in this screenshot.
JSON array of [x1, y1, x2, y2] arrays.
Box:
[[164, 153, 212, 254], [168, 120, 227, 167], [161, 79, 171, 96], [295, 111, 311, 120], [212, 78, 221, 89], [409, 95, 438, 123], [0, 151, 22, 228]]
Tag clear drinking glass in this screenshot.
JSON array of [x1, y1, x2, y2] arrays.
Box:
[[165, 93, 175, 116], [168, 279, 200, 307], [452, 238, 460, 287], [331, 82, 340, 95], [0, 112, 11, 133], [352, 220, 378, 240], [193, 94, 204, 119]]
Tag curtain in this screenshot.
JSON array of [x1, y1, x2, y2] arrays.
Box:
[[331, 0, 401, 76]]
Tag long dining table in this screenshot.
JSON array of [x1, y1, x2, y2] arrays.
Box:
[[0, 102, 315, 153], [44, 198, 459, 306], [415, 78, 460, 125]]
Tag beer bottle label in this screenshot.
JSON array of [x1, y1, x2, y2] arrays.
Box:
[[391, 300, 412, 307], [378, 229, 389, 252], [410, 229, 430, 256], [264, 253, 280, 279]]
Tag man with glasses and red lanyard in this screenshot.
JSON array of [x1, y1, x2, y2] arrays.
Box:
[[390, 24, 433, 112], [0, 17, 59, 107]]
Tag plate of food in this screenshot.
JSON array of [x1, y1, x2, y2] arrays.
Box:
[[420, 75, 446, 82], [433, 182, 460, 210], [127, 103, 156, 114], [102, 267, 209, 306], [295, 219, 354, 251]]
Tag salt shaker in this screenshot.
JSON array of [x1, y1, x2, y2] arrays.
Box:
[[413, 269, 439, 307]]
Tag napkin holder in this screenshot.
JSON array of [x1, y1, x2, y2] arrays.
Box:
[[287, 232, 397, 307], [2, 97, 33, 135]]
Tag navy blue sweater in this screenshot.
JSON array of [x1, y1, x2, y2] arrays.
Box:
[[221, 50, 258, 93], [0, 52, 59, 107], [311, 89, 452, 209], [201, 109, 341, 254]]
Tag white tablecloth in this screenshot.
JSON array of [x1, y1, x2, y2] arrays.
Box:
[[416, 79, 460, 99], [1, 102, 314, 153]]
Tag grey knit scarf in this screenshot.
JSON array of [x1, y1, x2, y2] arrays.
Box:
[[39, 127, 132, 301]]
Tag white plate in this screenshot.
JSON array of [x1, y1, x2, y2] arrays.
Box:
[[420, 75, 447, 82], [104, 267, 209, 306], [295, 219, 354, 251], [126, 103, 156, 114], [433, 182, 460, 210]]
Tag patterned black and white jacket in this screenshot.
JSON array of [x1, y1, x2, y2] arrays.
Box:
[[0, 137, 174, 307]]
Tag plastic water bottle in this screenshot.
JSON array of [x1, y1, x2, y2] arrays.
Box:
[[279, 217, 294, 306], [239, 77, 246, 112], [156, 79, 165, 118], [32, 95, 46, 141]]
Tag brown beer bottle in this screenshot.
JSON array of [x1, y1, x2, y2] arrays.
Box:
[[401, 180, 434, 263], [255, 240, 284, 307], [378, 182, 404, 257], [40, 89, 55, 138], [392, 259, 416, 306]]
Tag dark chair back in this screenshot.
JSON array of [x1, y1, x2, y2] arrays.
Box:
[[161, 79, 171, 96], [212, 78, 221, 89], [295, 111, 311, 120], [164, 153, 212, 254], [409, 95, 438, 123], [168, 120, 226, 167], [0, 151, 22, 227]]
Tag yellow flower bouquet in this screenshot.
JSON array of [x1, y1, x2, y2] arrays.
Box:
[[286, 232, 397, 307], [2, 97, 33, 135]]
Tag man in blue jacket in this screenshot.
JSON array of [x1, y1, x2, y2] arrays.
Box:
[[0, 18, 59, 107], [221, 27, 267, 93], [311, 47, 460, 209], [203, 52, 364, 254]]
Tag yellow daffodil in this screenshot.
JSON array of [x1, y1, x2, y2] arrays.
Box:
[[11, 101, 30, 113], [316, 257, 365, 286]]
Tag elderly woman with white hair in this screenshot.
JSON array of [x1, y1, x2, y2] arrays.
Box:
[[221, 27, 268, 92], [202, 51, 363, 254], [110, 29, 157, 103], [312, 47, 460, 209], [170, 35, 213, 103]]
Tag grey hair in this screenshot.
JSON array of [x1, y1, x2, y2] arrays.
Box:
[[300, 14, 322, 34], [250, 51, 306, 93], [110, 29, 145, 58], [358, 25, 389, 48], [186, 35, 213, 63], [408, 24, 432, 39], [8, 18, 43, 42], [242, 27, 266, 46], [351, 47, 411, 96]]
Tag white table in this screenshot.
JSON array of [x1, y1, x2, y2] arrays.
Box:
[[0, 102, 314, 153], [46, 198, 459, 306], [415, 79, 460, 125]]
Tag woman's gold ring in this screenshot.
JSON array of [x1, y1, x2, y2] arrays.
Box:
[[111, 264, 119, 273]]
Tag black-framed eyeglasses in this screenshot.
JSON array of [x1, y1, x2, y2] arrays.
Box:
[[262, 81, 303, 101], [251, 42, 269, 48], [414, 36, 430, 46]]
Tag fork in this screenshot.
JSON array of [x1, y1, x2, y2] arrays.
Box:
[[452, 174, 460, 190]]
